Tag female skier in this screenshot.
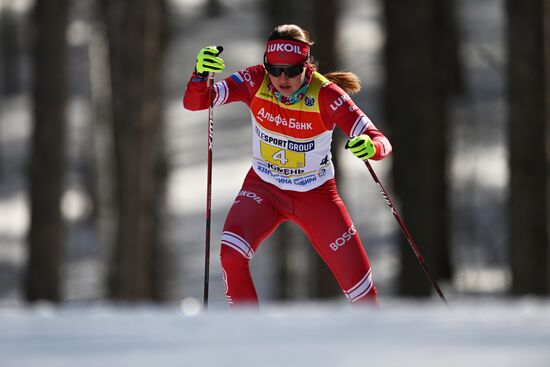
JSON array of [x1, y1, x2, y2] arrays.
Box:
[[184, 24, 392, 307]]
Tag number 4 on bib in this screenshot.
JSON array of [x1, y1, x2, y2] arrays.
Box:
[[272, 149, 288, 164]]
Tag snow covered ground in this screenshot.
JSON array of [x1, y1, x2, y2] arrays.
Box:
[[1, 299, 549, 367]]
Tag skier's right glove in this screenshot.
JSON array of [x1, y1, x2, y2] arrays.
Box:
[[195, 45, 225, 75]]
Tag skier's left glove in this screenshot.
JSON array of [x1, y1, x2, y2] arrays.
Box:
[[195, 45, 225, 75], [345, 135, 376, 161]]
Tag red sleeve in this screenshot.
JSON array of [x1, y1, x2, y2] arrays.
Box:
[[320, 82, 392, 160], [183, 65, 265, 111]]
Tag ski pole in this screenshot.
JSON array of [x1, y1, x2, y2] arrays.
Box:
[[203, 72, 214, 310], [203, 46, 223, 310], [364, 160, 448, 306]]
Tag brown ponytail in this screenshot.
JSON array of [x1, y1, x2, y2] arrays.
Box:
[[268, 24, 362, 95], [324, 71, 361, 95]]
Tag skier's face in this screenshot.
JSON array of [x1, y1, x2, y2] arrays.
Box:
[[268, 64, 306, 97]]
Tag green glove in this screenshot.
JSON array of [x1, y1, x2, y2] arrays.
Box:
[[195, 45, 224, 75], [345, 135, 376, 161]]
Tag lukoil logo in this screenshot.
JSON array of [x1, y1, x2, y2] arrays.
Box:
[[330, 94, 351, 111], [329, 225, 357, 251], [266, 43, 303, 55], [222, 267, 229, 294], [237, 190, 263, 204]]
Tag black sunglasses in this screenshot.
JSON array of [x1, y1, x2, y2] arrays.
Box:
[[264, 62, 305, 78]]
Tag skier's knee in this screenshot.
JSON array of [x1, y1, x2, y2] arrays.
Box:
[[219, 231, 254, 269], [220, 244, 251, 270]]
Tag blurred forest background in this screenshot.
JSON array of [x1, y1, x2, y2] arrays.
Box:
[[0, 0, 548, 307]]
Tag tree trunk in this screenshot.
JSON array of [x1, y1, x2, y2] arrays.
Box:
[[0, 6, 21, 96], [89, 4, 117, 295], [263, 0, 313, 35], [507, 0, 549, 295], [101, 0, 168, 301], [431, 0, 462, 281], [546, 0, 550, 295], [383, 0, 457, 297], [25, 0, 69, 302], [205, 0, 222, 18]]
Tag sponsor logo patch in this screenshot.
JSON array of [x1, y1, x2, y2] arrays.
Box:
[[256, 107, 312, 130], [304, 95, 316, 107], [266, 43, 303, 54], [230, 69, 255, 87], [330, 94, 351, 111], [329, 225, 357, 251], [237, 190, 263, 204]]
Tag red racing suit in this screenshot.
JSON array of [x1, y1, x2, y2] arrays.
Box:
[[184, 65, 392, 306]]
